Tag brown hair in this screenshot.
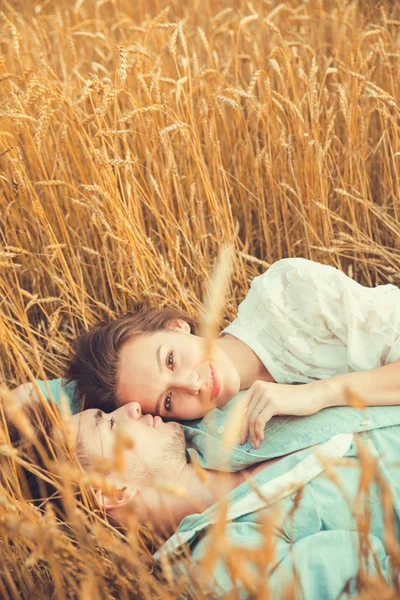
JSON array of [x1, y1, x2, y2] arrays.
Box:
[[1, 401, 85, 516], [65, 304, 199, 413]]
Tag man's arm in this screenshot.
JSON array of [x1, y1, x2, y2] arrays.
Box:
[[10, 383, 40, 406], [186, 528, 391, 599], [269, 530, 391, 600]]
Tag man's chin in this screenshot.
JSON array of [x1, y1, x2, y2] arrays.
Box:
[[170, 421, 185, 437], [168, 422, 186, 454], [163, 420, 183, 432]]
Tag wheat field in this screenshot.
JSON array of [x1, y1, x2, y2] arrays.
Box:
[[1, 0, 400, 597]]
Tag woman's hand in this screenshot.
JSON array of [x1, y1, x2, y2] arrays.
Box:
[[238, 380, 327, 448]]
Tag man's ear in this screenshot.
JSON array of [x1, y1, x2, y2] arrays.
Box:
[[94, 480, 137, 511], [166, 318, 191, 333]]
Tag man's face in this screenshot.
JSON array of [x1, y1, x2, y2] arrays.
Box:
[[71, 402, 187, 483], [117, 321, 240, 420]]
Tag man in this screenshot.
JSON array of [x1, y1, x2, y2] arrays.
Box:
[[6, 391, 400, 599]]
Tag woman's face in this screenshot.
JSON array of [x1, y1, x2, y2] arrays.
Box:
[[117, 319, 240, 420]]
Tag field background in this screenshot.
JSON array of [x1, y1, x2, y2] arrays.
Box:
[[1, 0, 400, 598]]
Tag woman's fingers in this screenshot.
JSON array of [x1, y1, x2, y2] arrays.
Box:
[[248, 395, 268, 447], [238, 386, 277, 448], [237, 382, 281, 447], [238, 389, 262, 444], [252, 405, 274, 448]]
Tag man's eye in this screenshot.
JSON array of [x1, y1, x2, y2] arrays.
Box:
[[164, 393, 172, 413], [110, 417, 115, 430]]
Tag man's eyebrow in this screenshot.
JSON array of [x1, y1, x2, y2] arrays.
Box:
[[95, 410, 103, 427], [155, 345, 163, 416]]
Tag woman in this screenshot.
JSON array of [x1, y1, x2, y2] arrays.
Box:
[[13, 257, 400, 449]]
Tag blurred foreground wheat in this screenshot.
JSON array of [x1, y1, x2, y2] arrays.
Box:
[[1, 0, 400, 597]]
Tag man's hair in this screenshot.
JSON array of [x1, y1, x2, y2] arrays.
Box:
[[1, 400, 85, 517], [65, 304, 199, 413]]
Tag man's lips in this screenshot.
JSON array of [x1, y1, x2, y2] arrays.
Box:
[[125, 407, 162, 427], [144, 414, 163, 427]]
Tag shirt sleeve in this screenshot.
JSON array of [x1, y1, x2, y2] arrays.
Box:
[[187, 529, 390, 599], [268, 530, 390, 600], [222, 258, 400, 382]]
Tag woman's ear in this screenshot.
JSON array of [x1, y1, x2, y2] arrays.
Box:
[[166, 318, 191, 333], [94, 481, 137, 511]]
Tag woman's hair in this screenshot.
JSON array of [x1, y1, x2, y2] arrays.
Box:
[[65, 305, 199, 413]]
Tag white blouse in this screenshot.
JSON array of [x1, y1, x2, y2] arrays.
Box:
[[221, 258, 400, 383]]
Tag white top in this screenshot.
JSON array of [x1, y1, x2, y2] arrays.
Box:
[[222, 258, 400, 383]]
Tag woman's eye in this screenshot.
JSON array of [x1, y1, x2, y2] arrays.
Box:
[[110, 417, 115, 430], [164, 352, 174, 412], [166, 351, 174, 370], [164, 393, 172, 413]]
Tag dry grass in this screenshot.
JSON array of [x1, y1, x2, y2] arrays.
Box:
[[1, 0, 400, 597]]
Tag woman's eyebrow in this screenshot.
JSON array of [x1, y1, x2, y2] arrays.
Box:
[[156, 345, 162, 373], [155, 346, 164, 416]]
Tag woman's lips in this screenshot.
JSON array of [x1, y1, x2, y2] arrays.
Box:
[[210, 364, 220, 401]]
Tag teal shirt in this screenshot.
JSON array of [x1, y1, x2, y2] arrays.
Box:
[[34, 378, 78, 413], [156, 428, 399, 599], [36, 377, 400, 597]]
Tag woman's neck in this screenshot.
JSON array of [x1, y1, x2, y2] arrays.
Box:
[[216, 333, 275, 390]]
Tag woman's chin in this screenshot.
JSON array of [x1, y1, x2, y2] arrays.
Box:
[[215, 387, 235, 409]]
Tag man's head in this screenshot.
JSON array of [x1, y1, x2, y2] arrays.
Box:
[[65, 305, 240, 420], [71, 401, 187, 525], [2, 397, 188, 532]]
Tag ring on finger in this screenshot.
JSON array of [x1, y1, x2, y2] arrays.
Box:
[[255, 407, 263, 415]]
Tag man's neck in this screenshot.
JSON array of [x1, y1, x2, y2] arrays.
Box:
[[180, 462, 246, 513], [143, 463, 246, 546]]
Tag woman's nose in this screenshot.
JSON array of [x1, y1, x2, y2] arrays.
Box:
[[176, 373, 200, 395]]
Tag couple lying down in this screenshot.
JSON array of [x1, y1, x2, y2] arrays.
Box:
[[8, 258, 400, 599]]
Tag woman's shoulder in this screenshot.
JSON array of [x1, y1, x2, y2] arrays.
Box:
[[262, 257, 341, 278], [251, 257, 344, 292]]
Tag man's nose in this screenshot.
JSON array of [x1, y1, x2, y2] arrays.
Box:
[[121, 401, 142, 419]]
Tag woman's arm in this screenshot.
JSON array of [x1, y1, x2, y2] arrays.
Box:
[[238, 364, 400, 448], [315, 358, 400, 408], [234, 258, 400, 446]]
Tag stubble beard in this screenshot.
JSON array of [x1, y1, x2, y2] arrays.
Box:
[[158, 422, 186, 472], [142, 422, 187, 481]]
